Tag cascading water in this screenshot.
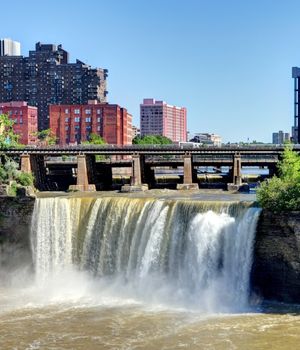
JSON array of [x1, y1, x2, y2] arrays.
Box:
[[30, 196, 260, 312]]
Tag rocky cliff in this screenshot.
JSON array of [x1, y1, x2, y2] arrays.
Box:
[[0, 196, 35, 270], [252, 210, 300, 303]]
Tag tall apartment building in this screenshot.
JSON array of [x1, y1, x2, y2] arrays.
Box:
[[49, 101, 132, 146], [272, 130, 290, 144], [0, 42, 108, 130], [292, 67, 300, 142], [0, 38, 21, 56], [0, 101, 38, 144], [140, 98, 187, 142]]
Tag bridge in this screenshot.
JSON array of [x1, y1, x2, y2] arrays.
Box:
[[1, 145, 288, 191]]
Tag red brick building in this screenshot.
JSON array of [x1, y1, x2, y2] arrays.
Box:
[[49, 101, 132, 145], [0, 101, 38, 144]]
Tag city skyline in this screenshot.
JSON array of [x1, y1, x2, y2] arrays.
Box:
[[1, 0, 300, 143]]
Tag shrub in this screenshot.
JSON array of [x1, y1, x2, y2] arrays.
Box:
[[257, 145, 300, 211], [17, 172, 34, 186]]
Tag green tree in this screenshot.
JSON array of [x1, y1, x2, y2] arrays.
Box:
[[34, 129, 57, 145], [0, 114, 20, 148], [132, 135, 172, 145], [82, 133, 106, 145], [257, 145, 300, 211], [277, 144, 300, 182]]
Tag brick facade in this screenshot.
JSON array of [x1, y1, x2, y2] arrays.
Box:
[[0, 101, 37, 144], [49, 102, 132, 146]]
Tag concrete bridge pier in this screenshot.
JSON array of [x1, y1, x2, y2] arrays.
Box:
[[69, 154, 96, 191], [227, 153, 242, 191], [233, 153, 242, 185], [121, 154, 148, 192], [20, 154, 32, 174], [177, 154, 199, 190]]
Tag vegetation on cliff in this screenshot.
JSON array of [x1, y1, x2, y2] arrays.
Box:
[[0, 114, 34, 195], [0, 158, 34, 195], [257, 145, 300, 211]]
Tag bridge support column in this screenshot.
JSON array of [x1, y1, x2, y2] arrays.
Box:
[[227, 153, 242, 191], [20, 154, 31, 173], [233, 153, 242, 185], [69, 154, 96, 191], [177, 154, 199, 190], [121, 154, 148, 192]]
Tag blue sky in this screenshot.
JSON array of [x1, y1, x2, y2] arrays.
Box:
[[2, 0, 300, 142]]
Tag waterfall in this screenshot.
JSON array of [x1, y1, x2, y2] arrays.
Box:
[[30, 196, 260, 312]]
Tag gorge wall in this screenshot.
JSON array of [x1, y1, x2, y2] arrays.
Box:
[[0, 197, 35, 270], [252, 210, 300, 303]]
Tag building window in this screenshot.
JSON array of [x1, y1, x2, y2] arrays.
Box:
[[97, 125, 101, 131], [74, 109, 80, 114], [86, 126, 91, 130], [65, 108, 69, 114], [85, 109, 91, 114], [97, 117, 101, 122], [65, 126, 69, 130], [20, 118, 23, 124], [74, 117, 80, 122], [97, 109, 101, 114], [75, 125, 80, 130], [85, 117, 91, 122], [65, 117, 69, 122]]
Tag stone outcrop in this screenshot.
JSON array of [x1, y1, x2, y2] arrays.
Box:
[[0, 197, 35, 271], [252, 210, 300, 303]]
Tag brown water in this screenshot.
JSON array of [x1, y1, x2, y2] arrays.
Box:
[[0, 294, 299, 350]]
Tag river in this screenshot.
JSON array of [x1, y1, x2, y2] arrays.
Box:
[[0, 191, 299, 349]]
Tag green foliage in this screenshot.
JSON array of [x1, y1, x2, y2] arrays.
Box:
[[0, 157, 34, 196], [0, 158, 19, 183], [277, 144, 300, 182], [132, 135, 172, 145], [257, 145, 300, 211], [34, 129, 57, 145], [0, 114, 20, 149], [8, 182, 18, 196], [17, 172, 34, 186], [82, 133, 106, 145]]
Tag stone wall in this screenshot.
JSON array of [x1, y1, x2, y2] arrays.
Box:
[[252, 210, 300, 303]]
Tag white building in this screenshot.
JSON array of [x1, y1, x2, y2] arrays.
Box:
[[189, 133, 222, 147], [0, 38, 21, 56]]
